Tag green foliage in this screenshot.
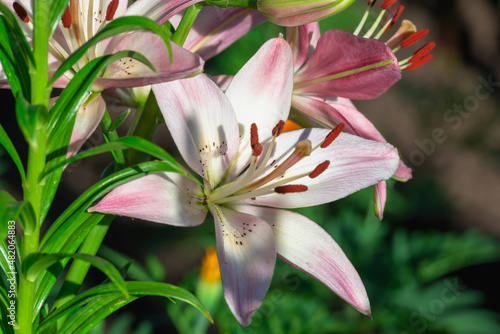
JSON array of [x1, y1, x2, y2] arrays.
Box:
[[35, 281, 211, 334]]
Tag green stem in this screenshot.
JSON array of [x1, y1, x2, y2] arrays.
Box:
[[124, 92, 163, 166], [225, 0, 258, 9], [100, 110, 126, 169], [171, 4, 203, 46], [52, 216, 113, 326], [17, 1, 50, 333]]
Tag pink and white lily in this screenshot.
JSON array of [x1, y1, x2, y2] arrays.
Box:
[[287, 22, 414, 218], [89, 36, 400, 325], [2, 0, 204, 156]]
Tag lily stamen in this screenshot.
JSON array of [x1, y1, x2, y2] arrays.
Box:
[[274, 184, 308, 194], [62, 6, 72, 28], [106, 0, 119, 21], [319, 123, 345, 149], [13, 2, 29, 23]]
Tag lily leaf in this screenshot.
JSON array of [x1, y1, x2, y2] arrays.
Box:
[[0, 123, 26, 184], [0, 2, 34, 97], [0, 191, 36, 235], [42, 136, 185, 178], [15, 94, 48, 148], [25, 253, 127, 298], [36, 281, 211, 334]]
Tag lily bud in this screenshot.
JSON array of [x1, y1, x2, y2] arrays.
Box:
[[257, 0, 355, 27]]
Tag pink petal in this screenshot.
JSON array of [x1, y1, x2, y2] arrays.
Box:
[[67, 94, 106, 158], [88, 173, 207, 226], [171, 7, 266, 61], [374, 181, 387, 220], [95, 31, 203, 89], [225, 36, 294, 177], [294, 29, 401, 99], [291, 95, 413, 181], [124, 0, 203, 24], [209, 203, 276, 326], [246, 129, 400, 208], [235, 205, 371, 317], [286, 22, 320, 71], [152, 74, 240, 187]]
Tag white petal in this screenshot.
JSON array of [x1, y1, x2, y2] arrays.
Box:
[[209, 203, 276, 326], [152, 74, 240, 188], [247, 129, 400, 208], [89, 173, 207, 226], [234, 205, 371, 317], [225, 36, 294, 177]]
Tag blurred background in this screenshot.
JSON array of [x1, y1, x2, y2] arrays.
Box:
[[1, 0, 499, 333]]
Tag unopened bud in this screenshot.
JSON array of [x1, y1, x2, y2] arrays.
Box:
[[257, 0, 356, 27]]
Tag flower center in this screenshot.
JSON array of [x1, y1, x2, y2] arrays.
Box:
[[207, 122, 344, 205]]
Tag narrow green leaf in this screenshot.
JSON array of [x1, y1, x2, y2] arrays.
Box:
[[0, 123, 26, 184], [47, 50, 155, 151], [0, 239, 18, 278], [15, 94, 49, 148], [0, 2, 35, 64], [0, 3, 34, 97], [48, 0, 70, 36], [50, 16, 171, 84], [0, 286, 15, 334], [35, 161, 192, 315], [36, 281, 212, 334], [43, 136, 185, 178], [0, 192, 19, 242], [25, 253, 128, 297], [112, 109, 131, 131], [33, 214, 105, 319]]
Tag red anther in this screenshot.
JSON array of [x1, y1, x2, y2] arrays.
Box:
[[272, 120, 286, 137], [400, 29, 429, 48], [405, 54, 433, 71], [252, 142, 263, 156], [250, 123, 262, 156], [62, 6, 71, 28], [320, 123, 344, 149], [274, 184, 308, 194], [309, 161, 330, 179], [106, 0, 119, 21], [13, 2, 29, 23], [381, 0, 397, 10], [368, 0, 377, 7], [383, 5, 404, 31], [409, 41, 436, 63], [250, 123, 259, 147]]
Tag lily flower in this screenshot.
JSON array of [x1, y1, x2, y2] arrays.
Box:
[[286, 1, 434, 218], [2, 0, 204, 156], [89, 36, 400, 325]]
